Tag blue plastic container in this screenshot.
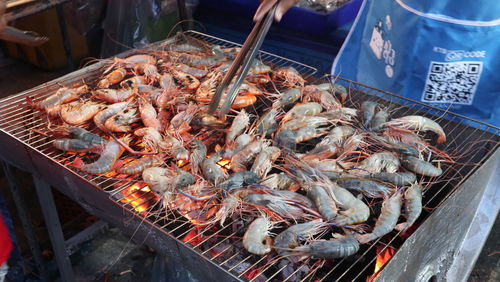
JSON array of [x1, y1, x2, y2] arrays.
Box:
[[197, 0, 362, 36]]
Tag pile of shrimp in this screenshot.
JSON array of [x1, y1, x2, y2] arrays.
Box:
[[28, 33, 450, 270]]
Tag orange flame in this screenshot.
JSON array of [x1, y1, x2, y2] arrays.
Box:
[[182, 227, 205, 246], [120, 182, 156, 214], [217, 159, 231, 169], [368, 246, 396, 281]]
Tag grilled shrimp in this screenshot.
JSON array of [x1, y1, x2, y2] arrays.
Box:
[[202, 152, 228, 185], [231, 140, 264, 172], [172, 168, 196, 189], [223, 133, 253, 159], [92, 88, 135, 103], [73, 137, 129, 174], [243, 193, 311, 220], [282, 102, 322, 123], [371, 135, 419, 157], [317, 107, 358, 122], [134, 127, 168, 152], [171, 69, 200, 90], [60, 100, 103, 125], [370, 108, 389, 132], [280, 115, 330, 132], [234, 82, 262, 96], [256, 108, 279, 137], [167, 103, 199, 137], [274, 219, 327, 257], [133, 63, 159, 80], [219, 171, 260, 191], [159, 73, 177, 90], [251, 146, 281, 179], [189, 139, 207, 175], [104, 108, 140, 133], [272, 88, 301, 108], [336, 178, 394, 198], [66, 127, 106, 145], [171, 63, 208, 78], [355, 191, 402, 244], [302, 85, 341, 110], [306, 125, 355, 159], [142, 167, 171, 195], [259, 173, 299, 191], [275, 130, 296, 150], [395, 183, 422, 231], [243, 216, 273, 255], [273, 67, 305, 87], [332, 84, 348, 103], [120, 76, 148, 88], [369, 172, 416, 186], [329, 182, 370, 226], [306, 183, 338, 221], [269, 190, 315, 208], [291, 234, 360, 259], [28, 85, 88, 115], [116, 156, 162, 175], [249, 59, 272, 75], [114, 54, 157, 69], [357, 152, 400, 174], [97, 67, 127, 88], [383, 115, 446, 143], [93, 102, 129, 131], [138, 97, 161, 131], [217, 93, 257, 110], [401, 155, 442, 177], [53, 138, 101, 153], [195, 72, 221, 102], [293, 126, 329, 144], [361, 101, 378, 127], [164, 133, 189, 160], [226, 109, 250, 145]]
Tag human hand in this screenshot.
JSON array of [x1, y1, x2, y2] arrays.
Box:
[[253, 0, 299, 22]]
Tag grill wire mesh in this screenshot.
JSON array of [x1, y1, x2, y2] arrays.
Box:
[[0, 31, 498, 281]]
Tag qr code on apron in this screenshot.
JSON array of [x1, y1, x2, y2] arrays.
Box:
[[421, 61, 483, 105]]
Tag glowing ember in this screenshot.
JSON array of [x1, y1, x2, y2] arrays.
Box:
[[120, 182, 157, 214], [217, 159, 231, 169], [182, 228, 204, 246], [177, 159, 187, 167], [368, 246, 396, 281]]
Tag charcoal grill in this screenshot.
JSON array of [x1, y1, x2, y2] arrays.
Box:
[[0, 31, 498, 282]]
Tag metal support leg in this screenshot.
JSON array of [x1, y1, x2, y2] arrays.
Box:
[[32, 175, 74, 282], [1, 162, 48, 281], [55, 5, 75, 70]]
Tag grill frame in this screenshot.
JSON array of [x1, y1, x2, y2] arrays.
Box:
[[0, 31, 498, 282]]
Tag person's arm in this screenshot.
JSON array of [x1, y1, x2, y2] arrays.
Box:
[[254, 0, 299, 22]]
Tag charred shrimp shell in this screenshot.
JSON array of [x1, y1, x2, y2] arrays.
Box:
[[218, 171, 260, 191], [336, 178, 395, 198], [369, 172, 416, 186]]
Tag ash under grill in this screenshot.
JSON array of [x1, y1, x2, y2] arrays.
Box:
[[0, 31, 498, 282]]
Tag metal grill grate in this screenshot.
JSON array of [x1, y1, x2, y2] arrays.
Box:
[[0, 31, 498, 281]]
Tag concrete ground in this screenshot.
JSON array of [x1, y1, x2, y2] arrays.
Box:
[[0, 57, 498, 282]]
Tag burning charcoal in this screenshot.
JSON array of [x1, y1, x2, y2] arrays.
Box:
[[212, 240, 234, 255], [227, 257, 251, 276], [279, 259, 310, 281]]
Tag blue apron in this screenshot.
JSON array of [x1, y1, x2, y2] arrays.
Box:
[[332, 0, 500, 127]]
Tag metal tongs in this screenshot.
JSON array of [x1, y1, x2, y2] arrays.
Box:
[[208, 3, 279, 117], [0, 26, 49, 47]]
